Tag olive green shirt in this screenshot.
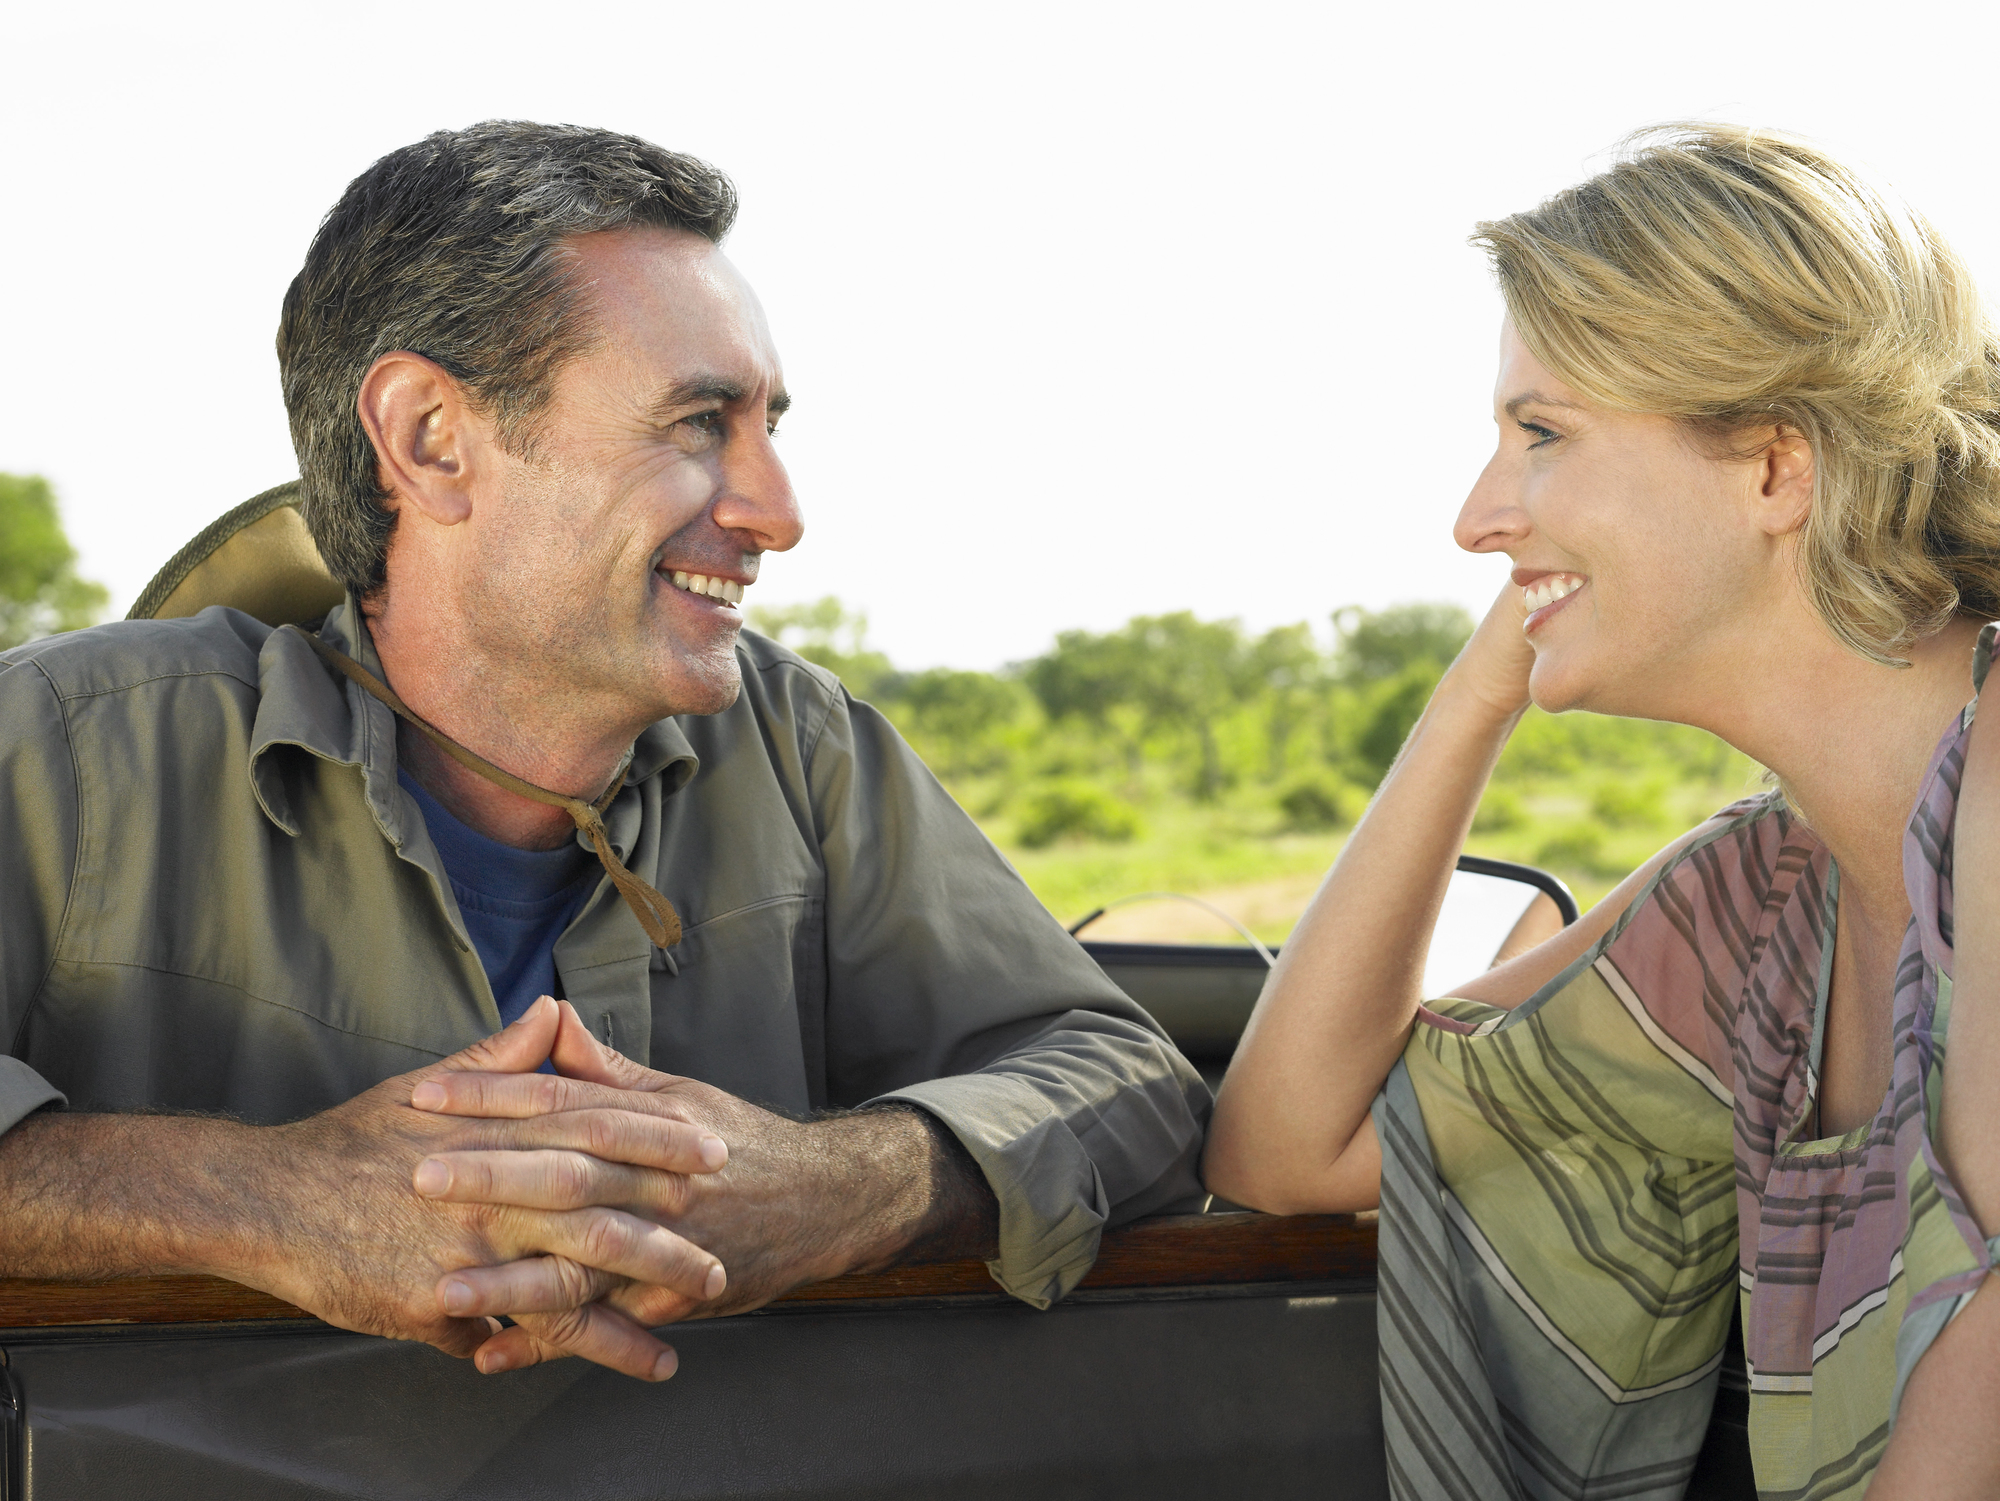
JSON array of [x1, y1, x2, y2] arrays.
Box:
[[0, 601, 1208, 1305]]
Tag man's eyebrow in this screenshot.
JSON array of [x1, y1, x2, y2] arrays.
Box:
[[652, 377, 746, 415], [1503, 390, 1583, 419], [650, 377, 790, 420]]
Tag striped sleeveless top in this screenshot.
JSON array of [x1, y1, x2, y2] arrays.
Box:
[[1373, 627, 2000, 1501]]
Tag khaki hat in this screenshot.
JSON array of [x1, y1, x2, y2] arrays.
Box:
[[127, 482, 345, 627]]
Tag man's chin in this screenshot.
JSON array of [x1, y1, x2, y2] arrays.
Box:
[[651, 647, 745, 721]]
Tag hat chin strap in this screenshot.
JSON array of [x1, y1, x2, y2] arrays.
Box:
[[298, 628, 683, 950]]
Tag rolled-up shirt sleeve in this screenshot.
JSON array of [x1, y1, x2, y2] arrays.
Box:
[[0, 652, 76, 1133], [806, 688, 1211, 1308]]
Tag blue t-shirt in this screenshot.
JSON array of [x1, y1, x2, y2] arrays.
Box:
[[398, 769, 596, 1029]]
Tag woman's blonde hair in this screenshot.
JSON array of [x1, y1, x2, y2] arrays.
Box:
[[1474, 123, 2000, 664]]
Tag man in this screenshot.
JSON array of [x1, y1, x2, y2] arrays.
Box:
[[0, 121, 1208, 1381]]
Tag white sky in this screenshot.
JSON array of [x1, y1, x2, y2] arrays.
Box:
[[6, 0, 1998, 670]]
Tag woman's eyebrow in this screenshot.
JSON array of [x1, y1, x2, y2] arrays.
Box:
[[1503, 391, 1581, 419]]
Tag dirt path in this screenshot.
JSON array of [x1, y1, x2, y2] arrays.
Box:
[[1072, 868, 1328, 944]]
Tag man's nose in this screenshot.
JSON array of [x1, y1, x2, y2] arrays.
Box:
[[714, 431, 805, 553]]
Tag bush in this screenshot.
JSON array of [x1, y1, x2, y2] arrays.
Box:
[[1277, 771, 1365, 832], [1590, 778, 1667, 829], [1533, 823, 1609, 874], [1355, 662, 1444, 782], [1472, 787, 1525, 833], [1015, 781, 1143, 848]]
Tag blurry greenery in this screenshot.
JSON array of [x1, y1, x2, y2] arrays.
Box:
[[1591, 778, 1668, 828], [0, 474, 107, 649], [748, 597, 897, 699], [1015, 781, 1143, 849], [1534, 823, 1613, 877], [1333, 602, 1475, 684], [745, 597, 1762, 929], [1276, 769, 1365, 832], [1472, 787, 1526, 833]]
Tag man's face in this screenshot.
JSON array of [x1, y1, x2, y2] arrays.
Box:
[[452, 226, 801, 722]]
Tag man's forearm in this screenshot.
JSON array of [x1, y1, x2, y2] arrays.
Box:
[[829, 1107, 999, 1271], [0, 1111, 272, 1280]]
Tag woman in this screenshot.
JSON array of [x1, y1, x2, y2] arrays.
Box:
[[1204, 125, 2000, 1500]]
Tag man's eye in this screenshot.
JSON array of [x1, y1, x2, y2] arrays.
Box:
[[682, 411, 724, 436], [1518, 420, 1560, 449]]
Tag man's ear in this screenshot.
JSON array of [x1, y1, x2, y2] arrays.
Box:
[[1752, 428, 1815, 537], [356, 351, 478, 527]]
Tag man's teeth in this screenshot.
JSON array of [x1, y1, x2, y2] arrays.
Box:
[[1523, 574, 1585, 613], [669, 571, 745, 605]]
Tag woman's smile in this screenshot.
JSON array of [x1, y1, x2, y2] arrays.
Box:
[[1515, 569, 1587, 634]]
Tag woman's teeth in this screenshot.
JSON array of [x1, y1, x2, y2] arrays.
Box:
[[670, 571, 744, 605], [1523, 574, 1585, 613]]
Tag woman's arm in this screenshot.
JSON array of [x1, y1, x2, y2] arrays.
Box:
[[1202, 583, 1707, 1215], [1874, 688, 2000, 1497], [1201, 586, 1536, 1214]]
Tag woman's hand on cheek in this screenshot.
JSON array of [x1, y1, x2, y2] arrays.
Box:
[[1445, 580, 1536, 720]]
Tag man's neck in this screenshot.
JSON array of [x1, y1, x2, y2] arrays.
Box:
[[363, 600, 642, 853]]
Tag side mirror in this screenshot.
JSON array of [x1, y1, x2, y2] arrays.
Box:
[[1424, 855, 1578, 996]]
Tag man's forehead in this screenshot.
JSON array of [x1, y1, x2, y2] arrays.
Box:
[[567, 225, 782, 384]]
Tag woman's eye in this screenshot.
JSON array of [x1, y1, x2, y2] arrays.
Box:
[[1517, 420, 1560, 449]]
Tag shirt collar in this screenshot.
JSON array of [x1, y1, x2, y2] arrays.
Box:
[[247, 594, 702, 839]]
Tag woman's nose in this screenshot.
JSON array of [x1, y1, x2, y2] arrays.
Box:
[[1454, 450, 1527, 555]]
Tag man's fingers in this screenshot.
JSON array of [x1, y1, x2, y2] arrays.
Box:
[[438, 1254, 618, 1317], [414, 1146, 699, 1214], [411, 1069, 692, 1123], [419, 995, 561, 1085], [477, 1109, 727, 1175], [549, 1001, 680, 1089], [475, 1302, 680, 1382], [439, 1212, 726, 1312]]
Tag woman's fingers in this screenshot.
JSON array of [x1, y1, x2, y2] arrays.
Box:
[[439, 1209, 726, 1314], [474, 1299, 681, 1381]]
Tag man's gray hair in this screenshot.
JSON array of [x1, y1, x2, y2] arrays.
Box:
[[277, 121, 738, 597]]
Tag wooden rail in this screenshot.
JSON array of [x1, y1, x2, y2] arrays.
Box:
[[0, 1212, 1376, 1330]]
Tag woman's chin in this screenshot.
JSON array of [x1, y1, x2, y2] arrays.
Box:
[[1525, 653, 1591, 716]]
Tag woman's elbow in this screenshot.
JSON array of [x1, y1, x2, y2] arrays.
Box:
[[1200, 1137, 1381, 1216]]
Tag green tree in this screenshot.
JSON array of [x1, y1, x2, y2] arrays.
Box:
[[747, 596, 897, 699], [0, 474, 108, 650], [1117, 613, 1257, 802], [1249, 622, 1325, 782], [899, 667, 1025, 774], [1332, 602, 1474, 684], [1023, 627, 1150, 785], [1028, 615, 1261, 801], [1355, 660, 1443, 781]]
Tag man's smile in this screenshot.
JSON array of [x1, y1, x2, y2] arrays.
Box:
[[664, 568, 746, 605]]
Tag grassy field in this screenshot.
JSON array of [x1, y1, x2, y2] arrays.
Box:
[[961, 754, 1767, 944]]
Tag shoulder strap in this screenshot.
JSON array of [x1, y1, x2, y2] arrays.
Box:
[[299, 630, 681, 949]]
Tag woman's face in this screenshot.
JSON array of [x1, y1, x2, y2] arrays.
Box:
[[1455, 323, 1798, 718]]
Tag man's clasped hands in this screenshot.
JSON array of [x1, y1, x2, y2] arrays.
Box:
[[252, 994, 852, 1382]]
